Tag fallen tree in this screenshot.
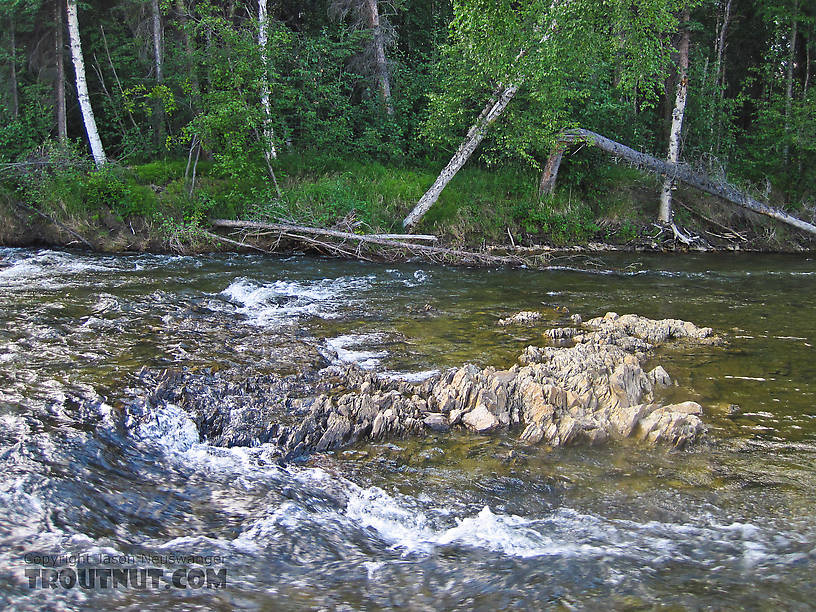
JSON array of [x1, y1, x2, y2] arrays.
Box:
[[209, 219, 531, 266], [542, 129, 816, 237]]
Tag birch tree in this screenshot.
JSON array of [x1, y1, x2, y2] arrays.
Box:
[[783, 0, 798, 163], [258, 0, 277, 164], [404, 0, 682, 230], [365, 0, 393, 115], [659, 9, 691, 223], [9, 15, 18, 119], [66, 0, 106, 165]]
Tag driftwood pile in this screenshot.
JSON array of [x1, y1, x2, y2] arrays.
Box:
[[208, 218, 539, 267]]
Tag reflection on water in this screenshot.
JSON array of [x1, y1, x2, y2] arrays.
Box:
[[1, 247, 815, 609]]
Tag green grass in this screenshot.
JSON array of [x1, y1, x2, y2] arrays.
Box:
[[6, 151, 680, 249]]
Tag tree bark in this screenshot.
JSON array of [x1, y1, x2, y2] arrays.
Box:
[[784, 0, 798, 163], [66, 0, 107, 166], [9, 18, 19, 119], [659, 9, 690, 223], [539, 146, 565, 196], [151, 0, 166, 148], [559, 128, 816, 236], [713, 0, 732, 153], [365, 0, 393, 116], [402, 84, 519, 229], [258, 0, 278, 164], [55, 0, 68, 143]]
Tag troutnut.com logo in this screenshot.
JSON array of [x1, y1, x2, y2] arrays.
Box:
[[25, 567, 227, 590], [23, 553, 227, 590]]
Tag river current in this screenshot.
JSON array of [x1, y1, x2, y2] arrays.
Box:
[[0, 247, 815, 610]]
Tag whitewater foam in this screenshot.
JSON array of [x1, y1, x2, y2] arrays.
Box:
[[325, 334, 387, 369], [221, 275, 373, 326]]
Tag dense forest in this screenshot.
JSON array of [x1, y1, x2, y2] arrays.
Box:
[[1, 0, 815, 250]]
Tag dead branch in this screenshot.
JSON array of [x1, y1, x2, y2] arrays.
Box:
[[209, 219, 527, 266]]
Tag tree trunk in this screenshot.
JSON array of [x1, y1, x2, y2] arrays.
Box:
[[714, 0, 732, 85], [659, 9, 690, 223], [559, 128, 816, 236], [258, 0, 277, 164], [804, 37, 810, 99], [784, 0, 798, 163], [66, 0, 107, 166], [365, 0, 393, 116], [402, 8, 560, 231], [55, 0, 67, 143], [402, 84, 519, 229], [539, 146, 565, 196], [713, 0, 732, 154], [151, 0, 165, 148], [9, 18, 19, 119]]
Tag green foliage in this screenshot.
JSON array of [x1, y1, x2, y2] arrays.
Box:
[[0, 82, 54, 162], [511, 197, 599, 244], [423, 0, 684, 169], [2, 0, 814, 248]]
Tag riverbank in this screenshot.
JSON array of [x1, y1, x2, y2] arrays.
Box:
[[2, 154, 814, 258]]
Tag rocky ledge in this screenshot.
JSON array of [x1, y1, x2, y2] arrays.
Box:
[[128, 312, 717, 459]]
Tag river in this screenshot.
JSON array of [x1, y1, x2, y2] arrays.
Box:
[[1, 247, 814, 610]]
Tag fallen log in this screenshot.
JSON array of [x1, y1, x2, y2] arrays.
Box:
[[555, 129, 816, 237], [209, 219, 526, 266]]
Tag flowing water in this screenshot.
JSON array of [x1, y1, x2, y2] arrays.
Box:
[[1, 247, 815, 610]]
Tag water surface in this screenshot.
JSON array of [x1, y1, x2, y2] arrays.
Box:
[[1, 247, 814, 609]]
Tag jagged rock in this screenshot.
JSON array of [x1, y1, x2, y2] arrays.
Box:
[[648, 366, 672, 388], [584, 312, 715, 343], [498, 311, 543, 326], [462, 404, 501, 433], [545, 327, 579, 340], [127, 312, 716, 459], [636, 402, 704, 448]]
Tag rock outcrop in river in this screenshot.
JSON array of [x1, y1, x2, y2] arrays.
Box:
[[128, 312, 716, 458]]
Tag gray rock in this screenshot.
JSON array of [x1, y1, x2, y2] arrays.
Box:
[[498, 311, 543, 326], [128, 312, 716, 459], [423, 413, 450, 432], [462, 404, 501, 433]]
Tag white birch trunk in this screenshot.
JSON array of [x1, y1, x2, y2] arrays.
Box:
[[659, 11, 690, 223], [258, 0, 277, 162], [403, 85, 519, 229], [559, 128, 816, 236], [151, 0, 165, 146], [66, 0, 106, 166], [366, 0, 393, 116], [402, 3, 561, 230]]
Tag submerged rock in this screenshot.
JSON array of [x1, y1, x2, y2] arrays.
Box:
[[127, 312, 716, 459]]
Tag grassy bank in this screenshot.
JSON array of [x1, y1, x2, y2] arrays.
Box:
[[1, 150, 813, 255]]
